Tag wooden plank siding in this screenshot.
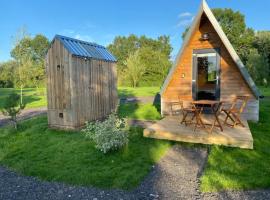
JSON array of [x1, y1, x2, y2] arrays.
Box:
[[46, 40, 118, 130], [161, 15, 259, 121]]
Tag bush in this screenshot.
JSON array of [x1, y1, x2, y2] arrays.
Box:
[[82, 112, 129, 154], [1, 93, 25, 129]]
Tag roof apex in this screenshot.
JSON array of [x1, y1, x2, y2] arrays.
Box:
[[160, 0, 261, 98]]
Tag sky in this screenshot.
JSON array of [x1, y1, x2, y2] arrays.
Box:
[[0, 0, 269, 62]]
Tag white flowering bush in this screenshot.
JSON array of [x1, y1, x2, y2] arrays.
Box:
[[82, 112, 129, 154]]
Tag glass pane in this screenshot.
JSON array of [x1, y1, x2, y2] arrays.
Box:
[[196, 52, 217, 100]]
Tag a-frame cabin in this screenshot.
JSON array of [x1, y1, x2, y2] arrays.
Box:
[[160, 0, 261, 121]]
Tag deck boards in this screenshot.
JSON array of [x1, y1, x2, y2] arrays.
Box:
[[143, 114, 253, 149]]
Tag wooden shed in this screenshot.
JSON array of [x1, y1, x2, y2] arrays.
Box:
[[46, 35, 118, 130], [160, 0, 261, 121]]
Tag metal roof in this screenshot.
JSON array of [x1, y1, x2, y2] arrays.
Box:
[[54, 35, 117, 62]]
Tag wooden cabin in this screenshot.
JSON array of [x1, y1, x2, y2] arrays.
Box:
[[160, 0, 261, 121], [46, 35, 118, 130]]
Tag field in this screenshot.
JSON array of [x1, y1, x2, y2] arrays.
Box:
[[0, 88, 47, 109], [0, 87, 160, 109], [0, 86, 270, 191], [0, 116, 172, 189]]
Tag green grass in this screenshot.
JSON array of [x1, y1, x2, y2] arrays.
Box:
[[118, 86, 160, 97], [0, 87, 160, 109], [0, 116, 172, 189], [118, 103, 161, 120], [0, 88, 47, 109], [200, 99, 270, 192], [259, 86, 270, 97]]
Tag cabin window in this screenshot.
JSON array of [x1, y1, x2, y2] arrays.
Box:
[[57, 64, 61, 71], [197, 53, 217, 83], [59, 113, 63, 118]]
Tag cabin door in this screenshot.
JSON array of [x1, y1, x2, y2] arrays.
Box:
[[192, 48, 220, 100]]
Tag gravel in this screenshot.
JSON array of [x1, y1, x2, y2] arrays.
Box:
[[0, 145, 208, 200], [0, 107, 47, 127]]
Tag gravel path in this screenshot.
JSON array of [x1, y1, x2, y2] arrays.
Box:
[[1, 145, 270, 200], [0, 107, 47, 127]]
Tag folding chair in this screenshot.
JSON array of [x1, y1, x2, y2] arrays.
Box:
[[222, 96, 249, 127], [178, 97, 196, 126]]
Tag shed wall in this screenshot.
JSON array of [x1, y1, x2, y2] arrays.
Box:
[[161, 15, 258, 121], [46, 40, 118, 130]]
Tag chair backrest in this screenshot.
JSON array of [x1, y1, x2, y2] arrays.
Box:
[[177, 95, 185, 110], [231, 96, 249, 114], [214, 102, 223, 115]]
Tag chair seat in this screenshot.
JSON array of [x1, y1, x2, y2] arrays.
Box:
[[222, 108, 239, 113], [183, 108, 195, 112]]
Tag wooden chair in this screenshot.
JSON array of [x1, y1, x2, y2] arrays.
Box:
[[222, 96, 249, 127], [209, 102, 223, 133], [178, 98, 196, 126]]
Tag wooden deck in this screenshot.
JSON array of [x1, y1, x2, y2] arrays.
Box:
[[143, 114, 253, 149]]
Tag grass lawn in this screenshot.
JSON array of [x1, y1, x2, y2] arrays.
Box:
[[118, 103, 161, 120], [0, 88, 47, 109], [0, 116, 172, 189], [259, 86, 270, 97], [118, 86, 160, 98], [0, 87, 160, 109], [200, 99, 270, 192]]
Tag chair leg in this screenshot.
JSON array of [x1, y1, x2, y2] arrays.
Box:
[[210, 119, 216, 134], [181, 112, 188, 125], [232, 113, 245, 127]]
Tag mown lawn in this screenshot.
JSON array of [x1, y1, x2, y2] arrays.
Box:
[[118, 103, 161, 120], [200, 99, 270, 192], [118, 86, 160, 98], [0, 88, 47, 109], [0, 116, 172, 189], [0, 87, 160, 109]]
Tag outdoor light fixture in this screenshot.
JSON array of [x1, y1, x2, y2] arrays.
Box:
[[201, 32, 210, 41], [181, 73, 185, 78]]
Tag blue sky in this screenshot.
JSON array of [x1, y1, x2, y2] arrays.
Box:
[[0, 0, 269, 62]]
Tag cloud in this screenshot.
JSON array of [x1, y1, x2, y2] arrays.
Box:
[[74, 34, 93, 42], [178, 12, 192, 18], [175, 16, 194, 27]]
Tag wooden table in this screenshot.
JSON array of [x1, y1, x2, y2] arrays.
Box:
[[192, 100, 223, 134]]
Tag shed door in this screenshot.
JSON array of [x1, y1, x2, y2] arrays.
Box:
[[192, 48, 220, 100]]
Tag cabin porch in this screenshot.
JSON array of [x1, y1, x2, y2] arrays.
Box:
[[143, 114, 253, 149]]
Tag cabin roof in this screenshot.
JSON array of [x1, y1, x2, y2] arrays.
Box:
[[160, 0, 261, 99], [53, 35, 117, 62]]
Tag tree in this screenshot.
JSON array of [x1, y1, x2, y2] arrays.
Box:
[[254, 31, 270, 80], [1, 93, 26, 129], [0, 61, 17, 88], [124, 50, 146, 87], [107, 34, 172, 86], [212, 8, 255, 64], [11, 29, 50, 94], [11, 27, 29, 104], [138, 47, 171, 86], [246, 49, 269, 86]]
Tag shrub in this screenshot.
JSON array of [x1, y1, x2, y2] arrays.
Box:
[[82, 112, 129, 153], [1, 93, 25, 129]]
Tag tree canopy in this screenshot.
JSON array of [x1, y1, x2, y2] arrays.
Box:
[[107, 34, 172, 87], [0, 33, 49, 89]]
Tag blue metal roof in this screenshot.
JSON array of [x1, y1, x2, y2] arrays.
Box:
[[54, 35, 117, 62]]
